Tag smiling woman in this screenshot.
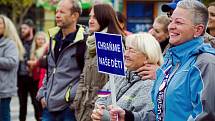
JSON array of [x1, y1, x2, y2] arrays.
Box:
[[125, 33, 163, 71], [208, 2, 215, 37], [109, 1, 215, 121], [91, 33, 163, 121], [149, 15, 170, 52]]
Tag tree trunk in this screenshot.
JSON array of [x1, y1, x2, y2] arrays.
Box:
[[11, 3, 18, 27], [18, 6, 31, 28]]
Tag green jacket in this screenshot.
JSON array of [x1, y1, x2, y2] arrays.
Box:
[[71, 41, 109, 121]]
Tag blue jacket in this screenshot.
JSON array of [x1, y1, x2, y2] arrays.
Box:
[[151, 37, 215, 121]]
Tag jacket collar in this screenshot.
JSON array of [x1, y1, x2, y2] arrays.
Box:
[[54, 29, 77, 43], [0, 37, 10, 47], [48, 24, 85, 43], [126, 70, 141, 83], [166, 37, 204, 65], [48, 25, 85, 50]]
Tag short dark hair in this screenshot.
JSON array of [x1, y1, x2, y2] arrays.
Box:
[[23, 19, 34, 28], [69, 0, 82, 15]]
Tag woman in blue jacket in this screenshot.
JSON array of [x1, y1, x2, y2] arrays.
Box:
[[109, 1, 215, 121]]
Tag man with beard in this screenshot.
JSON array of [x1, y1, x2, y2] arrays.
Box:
[[18, 19, 41, 121]]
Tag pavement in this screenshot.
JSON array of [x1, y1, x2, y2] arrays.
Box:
[[11, 96, 36, 121]]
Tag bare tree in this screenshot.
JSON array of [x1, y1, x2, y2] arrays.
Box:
[[0, 0, 34, 27]]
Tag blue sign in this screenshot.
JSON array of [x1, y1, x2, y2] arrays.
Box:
[[95, 32, 125, 76]]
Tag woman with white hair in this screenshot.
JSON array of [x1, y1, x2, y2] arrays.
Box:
[[0, 15, 25, 121], [91, 33, 163, 121]]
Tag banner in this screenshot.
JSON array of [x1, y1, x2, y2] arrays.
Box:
[[95, 32, 125, 76]]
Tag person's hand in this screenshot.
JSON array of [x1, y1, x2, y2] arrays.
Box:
[[40, 97, 47, 109], [136, 61, 158, 80], [27, 60, 37, 68], [109, 105, 125, 121], [91, 104, 105, 121], [27, 60, 37, 72]]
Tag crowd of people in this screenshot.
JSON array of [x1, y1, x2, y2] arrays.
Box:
[[0, 0, 215, 121]]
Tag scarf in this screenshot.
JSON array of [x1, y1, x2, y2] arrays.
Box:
[[86, 28, 108, 57]]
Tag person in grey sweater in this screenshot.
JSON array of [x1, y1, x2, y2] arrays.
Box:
[[0, 15, 25, 121], [91, 33, 163, 121]]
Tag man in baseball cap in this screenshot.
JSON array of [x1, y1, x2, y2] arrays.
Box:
[[161, 0, 181, 17], [162, 0, 181, 12]]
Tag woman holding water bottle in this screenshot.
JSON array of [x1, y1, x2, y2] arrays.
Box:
[[91, 33, 163, 121]]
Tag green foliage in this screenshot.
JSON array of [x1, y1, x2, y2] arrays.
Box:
[[37, 0, 59, 10], [0, 0, 34, 6], [202, 0, 215, 6], [0, 0, 35, 26]]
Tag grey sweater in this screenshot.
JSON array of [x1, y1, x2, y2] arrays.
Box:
[[96, 71, 154, 121], [0, 37, 19, 98]]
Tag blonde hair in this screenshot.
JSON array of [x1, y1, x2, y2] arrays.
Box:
[[125, 33, 163, 66], [154, 15, 170, 33], [30, 31, 48, 60], [0, 15, 25, 60]]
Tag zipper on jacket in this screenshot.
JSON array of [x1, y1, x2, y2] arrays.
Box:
[[55, 41, 80, 65], [46, 67, 56, 108], [53, 68, 56, 74], [46, 40, 82, 108], [163, 63, 179, 119]]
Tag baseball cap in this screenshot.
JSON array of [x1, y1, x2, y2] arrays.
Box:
[[161, 0, 181, 12]]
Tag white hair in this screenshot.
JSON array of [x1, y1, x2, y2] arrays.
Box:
[[177, 0, 208, 32], [125, 33, 163, 66]]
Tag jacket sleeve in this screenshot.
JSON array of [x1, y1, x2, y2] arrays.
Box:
[[196, 53, 215, 113], [187, 66, 204, 120], [0, 41, 19, 70], [73, 72, 85, 99], [95, 80, 111, 106], [121, 80, 156, 121], [124, 110, 156, 121], [36, 74, 48, 101], [131, 81, 154, 121]]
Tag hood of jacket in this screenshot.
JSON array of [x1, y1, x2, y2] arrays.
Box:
[[165, 36, 215, 66], [0, 37, 11, 47], [48, 24, 85, 42]]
